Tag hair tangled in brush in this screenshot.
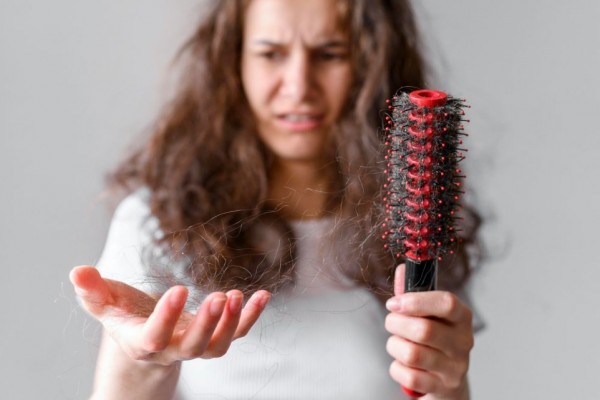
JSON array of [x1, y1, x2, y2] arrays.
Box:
[[383, 91, 468, 262], [107, 0, 481, 299]]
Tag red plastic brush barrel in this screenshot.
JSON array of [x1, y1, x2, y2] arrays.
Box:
[[409, 89, 448, 107], [404, 90, 447, 398], [404, 90, 447, 265]]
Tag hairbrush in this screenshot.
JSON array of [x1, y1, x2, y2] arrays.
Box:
[[382, 89, 468, 398]]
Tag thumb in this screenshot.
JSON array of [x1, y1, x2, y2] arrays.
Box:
[[394, 263, 406, 296], [70, 265, 113, 313]]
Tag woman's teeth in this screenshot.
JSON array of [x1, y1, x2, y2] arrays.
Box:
[[283, 114, 315, 121]]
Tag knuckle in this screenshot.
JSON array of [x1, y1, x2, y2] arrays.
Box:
[[385, 336, 398, 356], [464, 333, 475, 351], [444, 374, 464, 391], [179, 347, 201, 360], [208, 344, 231, 358], [456, 357, 470, 375], [413, 321, 434, 343], [402, 369, 420, 390], [384, 313, 397, 332], [388, 360, 401, 381], [402, 344, 421, 366], [441, 292, 458, 315], [401, 295, 416, 311], [142, 338, 167, 354], [211, 349, 226, 358], [442, 359, 468, 390]]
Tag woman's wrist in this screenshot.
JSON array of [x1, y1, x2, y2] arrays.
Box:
[[423, 378, 470, 400], [92, 332, 182, 399], [91, 361, 181, 400]]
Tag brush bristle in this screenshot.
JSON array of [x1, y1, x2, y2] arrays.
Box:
[[382, 90, 468, 262]]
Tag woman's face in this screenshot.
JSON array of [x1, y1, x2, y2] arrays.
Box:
[[241, 0, 352, 166]]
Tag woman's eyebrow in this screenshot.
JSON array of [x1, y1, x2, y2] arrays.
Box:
[[250, 39, 348, 48], [251, 39, 281, 47], [315, 40, 348, 49]]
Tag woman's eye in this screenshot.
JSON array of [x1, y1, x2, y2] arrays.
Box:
[[317, 52, 347, 62], [259, 51, 283, 61]]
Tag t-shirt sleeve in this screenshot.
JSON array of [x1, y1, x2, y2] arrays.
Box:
[[95, 190, 159, 293]]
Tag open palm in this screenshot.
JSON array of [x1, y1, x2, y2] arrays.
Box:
[[70, 265, 270, 366]]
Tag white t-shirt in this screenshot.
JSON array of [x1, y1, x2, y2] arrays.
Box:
[[97, 191, 409, 399]]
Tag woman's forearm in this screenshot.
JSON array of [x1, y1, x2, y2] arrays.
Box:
[[91, 331, 181, 400]]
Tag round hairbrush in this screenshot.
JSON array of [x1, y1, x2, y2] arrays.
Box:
[[382, 89, 468, 398]]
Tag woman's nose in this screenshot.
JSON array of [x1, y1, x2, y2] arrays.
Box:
[[280, 53, 314, 102]]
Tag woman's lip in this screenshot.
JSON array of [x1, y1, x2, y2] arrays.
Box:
[[275, 114, 323, 132]]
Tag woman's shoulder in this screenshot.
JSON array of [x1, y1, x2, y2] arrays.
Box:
[[96, 187, 160, 289], [106, 187, 162, 244], [112, 187, 152, 221]]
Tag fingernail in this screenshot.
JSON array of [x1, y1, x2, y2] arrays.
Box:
[[169, 287, 186, 308], [228, 292, 243, 314], [209, 296, 226, 317], [254, 293, 270, 309], [386, 297, 402, 312]]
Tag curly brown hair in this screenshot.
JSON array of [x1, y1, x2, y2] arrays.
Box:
[[109, 0, 480, 300]]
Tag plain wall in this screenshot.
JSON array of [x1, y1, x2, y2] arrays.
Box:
[[1, 1, 599, 398]]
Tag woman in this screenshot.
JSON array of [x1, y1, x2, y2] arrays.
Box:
[[71, 0, 477, 398]]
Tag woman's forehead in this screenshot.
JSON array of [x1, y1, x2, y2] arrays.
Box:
[[243, 0, 347, 45]]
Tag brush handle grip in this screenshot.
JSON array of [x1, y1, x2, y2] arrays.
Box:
[[401, 259, 437, 398], [405, 259, 437, 292]]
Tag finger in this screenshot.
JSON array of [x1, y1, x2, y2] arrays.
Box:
[[233, 290, 271, 339], [386, 335, 447, 373], [389, 291, 471, 324], [204, 290, 243, 357], [178, 292, 227, 359], [389, 360, 437, 396], [389, 345, 469, 398], [394, 263, 406, 296], [385, 313, 460, 354], [140, 286, 188, 353], [69, 265, 113, 313]]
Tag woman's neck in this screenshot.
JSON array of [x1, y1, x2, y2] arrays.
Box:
[[268, 159, 335, 220]]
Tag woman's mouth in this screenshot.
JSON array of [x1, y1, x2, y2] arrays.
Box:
[[276, 113, 323, 132]]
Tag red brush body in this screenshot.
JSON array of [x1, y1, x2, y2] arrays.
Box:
[[382, 89, 469, 398]]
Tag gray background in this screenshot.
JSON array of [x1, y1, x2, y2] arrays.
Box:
[[1, 0, 599, 398]]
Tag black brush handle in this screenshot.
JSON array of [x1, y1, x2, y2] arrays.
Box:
[[405, 259, 437, 292], [403, 259, 436, 398], [401, 259, 436, 398]]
